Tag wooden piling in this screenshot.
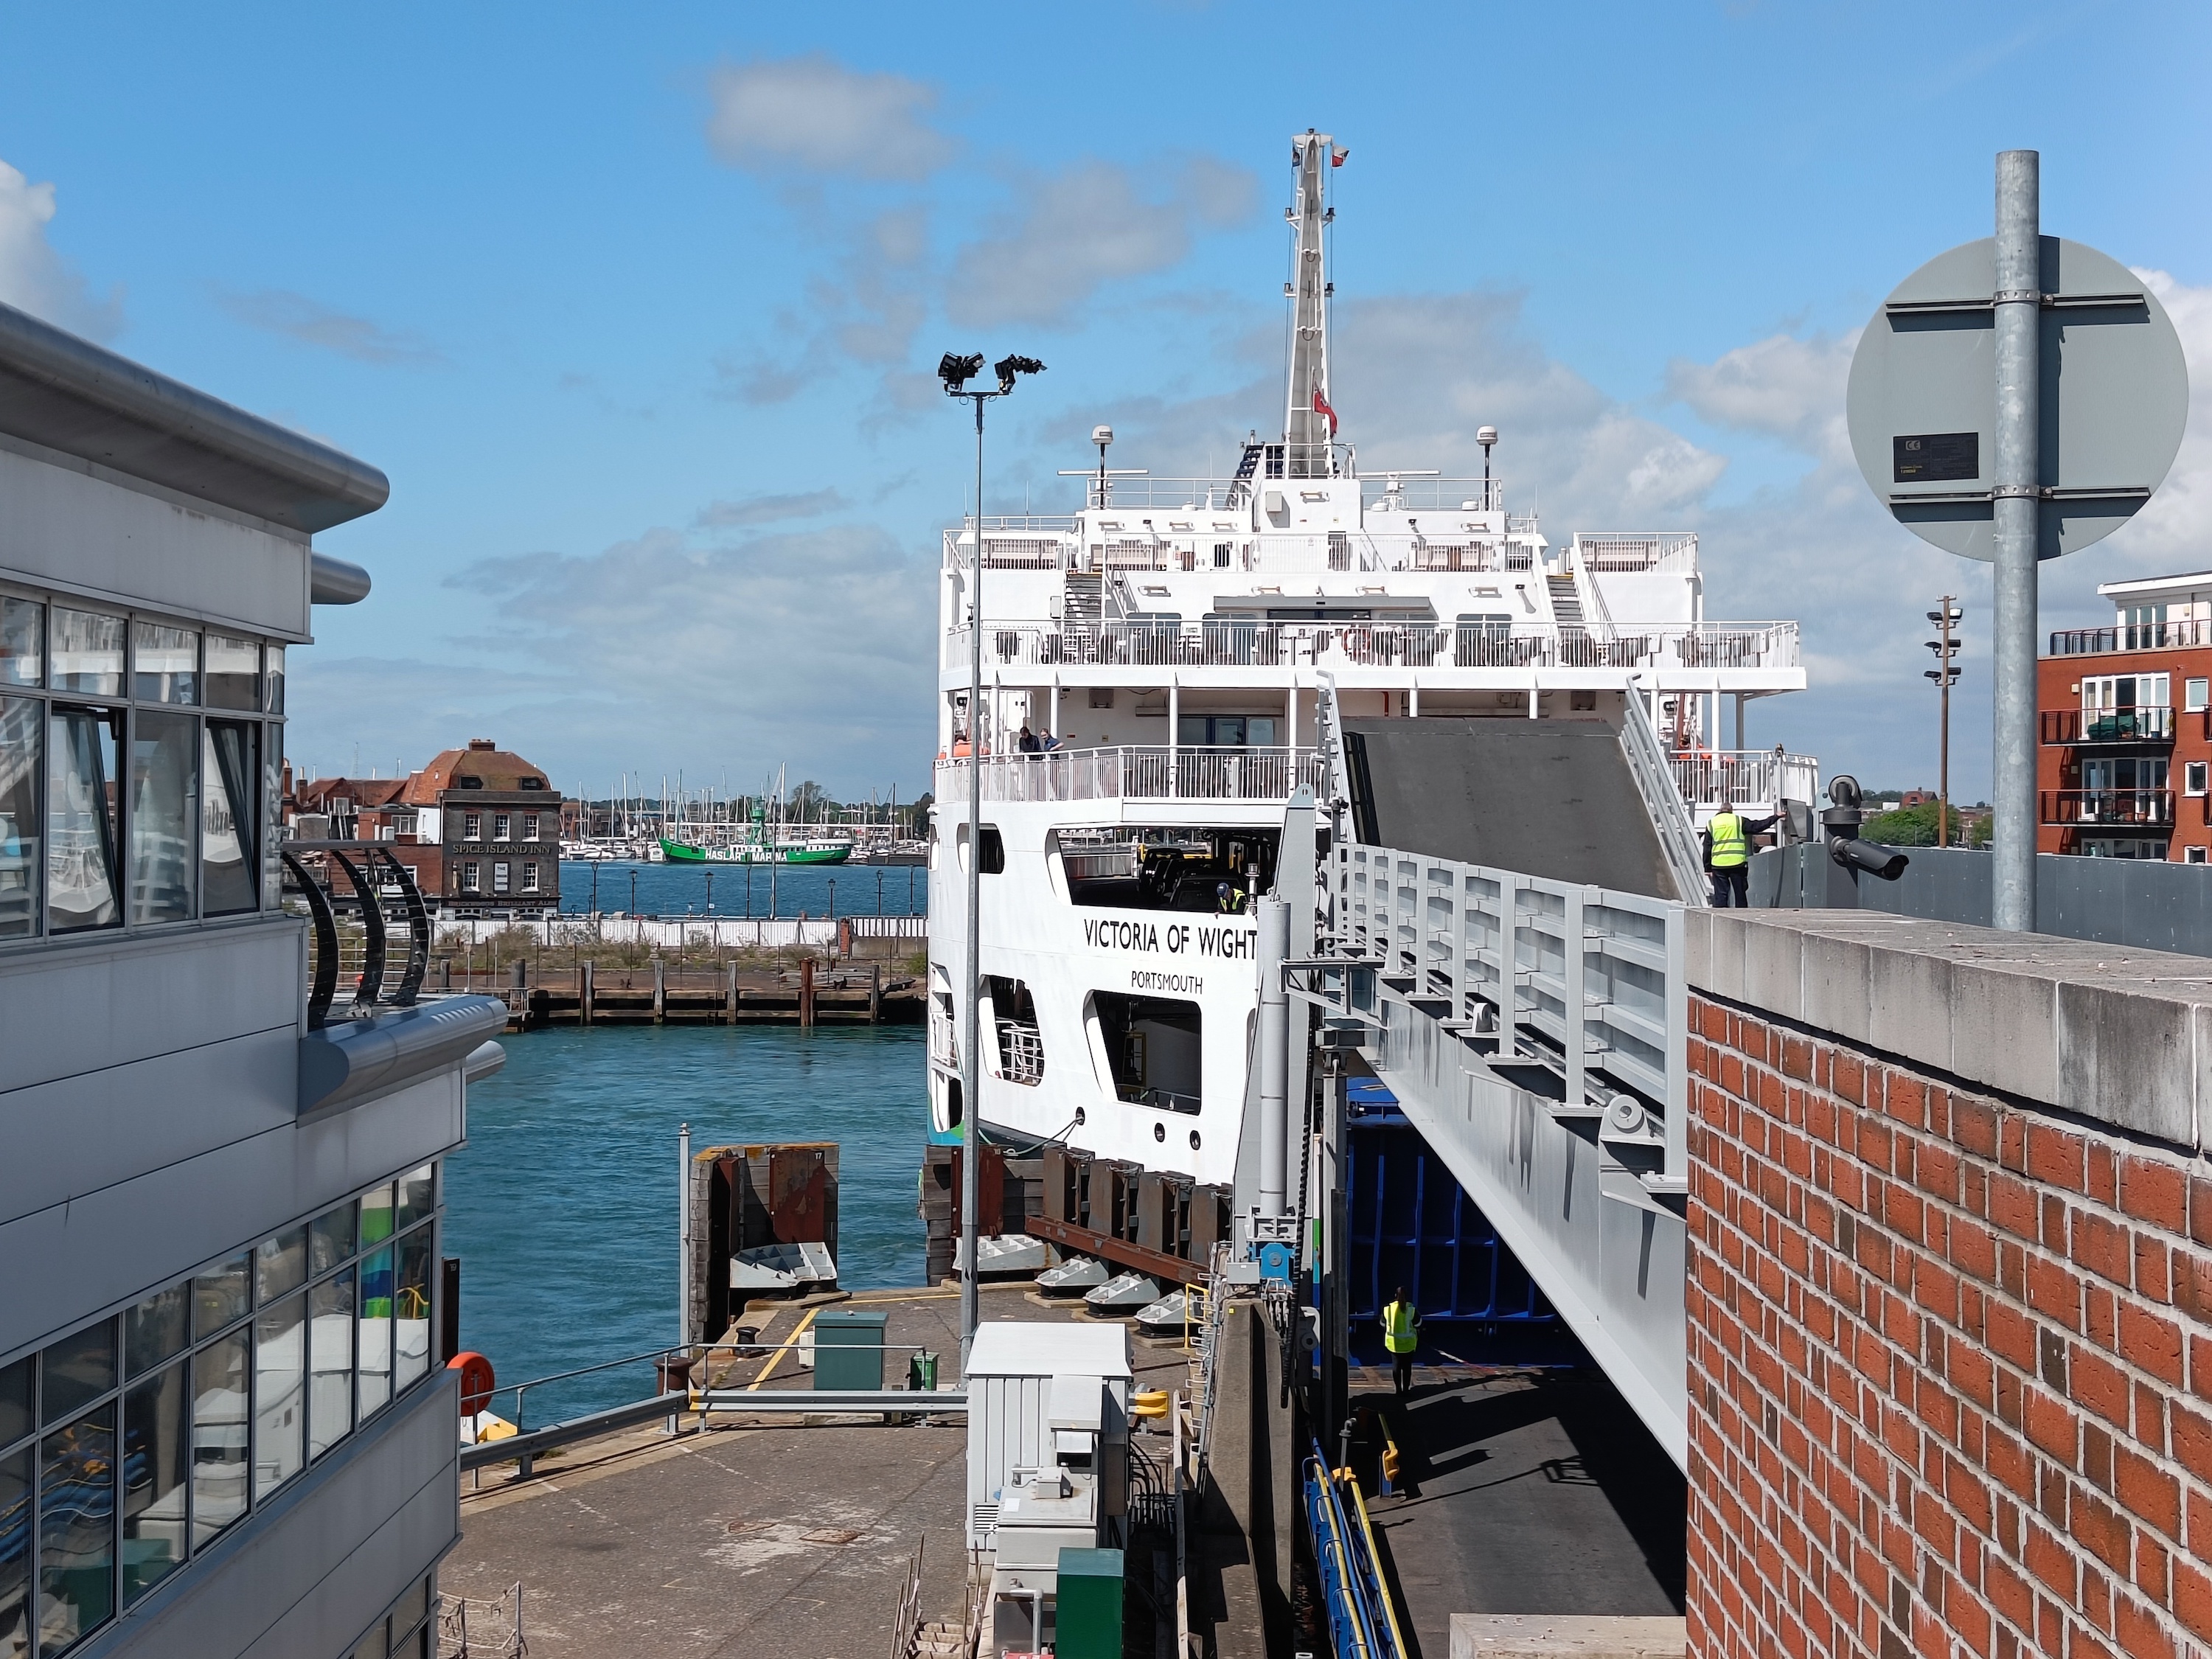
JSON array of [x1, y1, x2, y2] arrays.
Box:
[[869, 964, 882, 1025], [725, 960, 740, 1026], [580, 959, 594, 1026], [799, 956, 816, 1028], [653, 956, 667, 1024]]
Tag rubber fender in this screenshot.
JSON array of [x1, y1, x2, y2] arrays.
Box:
[[448, 1351, 495, 1416]]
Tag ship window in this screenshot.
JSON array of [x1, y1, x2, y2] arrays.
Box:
[[957, 823, 1005, 874], [1088, 991, 1202, 1115]]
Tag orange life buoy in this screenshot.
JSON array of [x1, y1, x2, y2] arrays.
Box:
[[448, 1350, 495, 1416]]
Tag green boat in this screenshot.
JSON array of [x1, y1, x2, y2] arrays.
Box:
[[658, 837, 852, 866]]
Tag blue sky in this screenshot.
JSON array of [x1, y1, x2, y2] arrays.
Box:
[[2, 1, 2207, 802]]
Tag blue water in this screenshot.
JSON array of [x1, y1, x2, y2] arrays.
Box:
[[559, 860, 928, 919], [442, 1021, 928, 1424]]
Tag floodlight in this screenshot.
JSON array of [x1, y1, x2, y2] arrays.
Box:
[[938, 352, 985, 394], [995, 354, 1046, 394]]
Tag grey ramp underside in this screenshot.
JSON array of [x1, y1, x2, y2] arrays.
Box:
[[1343, 718, 1677, 898]]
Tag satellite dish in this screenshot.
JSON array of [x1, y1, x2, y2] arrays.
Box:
[[1845, 237, 2187, 561]]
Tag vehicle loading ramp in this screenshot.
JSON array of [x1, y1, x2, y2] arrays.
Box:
[[1340, 717, 1683, 900]]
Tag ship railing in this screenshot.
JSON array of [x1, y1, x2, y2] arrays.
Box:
[[938, 745, 1324, 805], [1360, 476, 1503, 512], [1667, 749, 1820, 814], [995, 1020, 1046, 1083], [1569, 532, 1700, 574], [946, 619, 1801, 672], [1332, 841, 1688, 1211]]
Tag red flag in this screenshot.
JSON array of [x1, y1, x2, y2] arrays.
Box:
[[1312, 386, 1338, 436], [1331, 146, 1349, 168]]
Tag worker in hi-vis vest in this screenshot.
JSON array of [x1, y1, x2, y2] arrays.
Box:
[[1702, 803, 1778, 910], [1382, 1285, 1421, 1397]]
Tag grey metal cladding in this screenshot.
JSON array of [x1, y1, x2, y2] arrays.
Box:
[[299, 995, 509, 1115], [0, 1065, 464, 1360], [0, 297, 389, 534], [78, 1373, 460, 1659]]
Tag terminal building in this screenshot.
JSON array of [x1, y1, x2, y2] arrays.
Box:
[[2042, 568, 2212, 862], [0, 298, 504, 1656]]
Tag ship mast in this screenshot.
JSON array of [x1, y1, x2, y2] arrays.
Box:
[[1282, 128, 1343, 479]]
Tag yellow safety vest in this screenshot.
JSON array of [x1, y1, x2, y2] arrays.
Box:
[[1382, 1300, 1416, 1354], [1708, 811, 1749, 868]]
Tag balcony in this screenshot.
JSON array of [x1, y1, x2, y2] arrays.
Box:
[[1670, 750, 1821, 812], [945, 619, 1800, 675], [2048, 622, 2212, 656], [2042, 706, 2177, 745], [938, 745, 1324, 805], [2040, 789, 2174, 828]]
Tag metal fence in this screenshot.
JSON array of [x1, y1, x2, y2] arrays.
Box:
[[1334, 842, 1688, 1206], [946, 619, 1799, 673], [1752, 843, 2212, 959], [939, 745, 1324, 805], [1669, 748, 1820, 813]]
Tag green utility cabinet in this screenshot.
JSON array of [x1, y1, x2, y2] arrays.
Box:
[[1053, 1548, 1123, 1659], [813, 1308, 887, 1391]]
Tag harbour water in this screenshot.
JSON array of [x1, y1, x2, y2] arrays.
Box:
[[557, 860, 927, 919], [442, 1020, 928, 1425]]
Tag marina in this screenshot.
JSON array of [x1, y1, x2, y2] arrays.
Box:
[[3, 18, 2202, 1659]]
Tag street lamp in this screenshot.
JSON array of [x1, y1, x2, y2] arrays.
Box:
[[942, 347, 1045, 1361], [1926, 599, 1964, 846]]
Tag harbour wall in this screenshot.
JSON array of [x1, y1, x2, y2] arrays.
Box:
[[1684, 910, 2212, 1659], [439, 914, 926, 950]]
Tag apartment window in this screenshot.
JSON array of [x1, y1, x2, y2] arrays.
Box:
[[463, 814, 482, 841], [461, 861, 480, 893], [0, 585, 284, 947], [202, 633, 260, 712], [2190, 846, 2208, 865], [1, 595, 44, 686], [50, 608, 125, 696], [131, 621, 199, 706], [521, 861, 539, 893], [521, 813, 538, 841], [2189, 679, 2210, 713], [493, 861, 510, 894], [0, 1169, 439, 1649], [493, 813, 510, 841]]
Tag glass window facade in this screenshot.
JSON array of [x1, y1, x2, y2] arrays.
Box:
[[0, 585, 288, 949], [0, 1164, 440, 1652]]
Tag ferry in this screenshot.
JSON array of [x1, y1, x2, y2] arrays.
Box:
[[925, 128, 1810, 1189]]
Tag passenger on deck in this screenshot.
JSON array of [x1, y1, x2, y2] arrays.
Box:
[[1703, 804, 1778, 908], [1017, 725, 1040, 753], [1214, 883, 1245, 914], [1041, 732, 1060, 751]]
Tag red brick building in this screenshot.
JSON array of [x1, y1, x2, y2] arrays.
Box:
[[2040, 571, 2212, 863], [288, 739, 563, 914]]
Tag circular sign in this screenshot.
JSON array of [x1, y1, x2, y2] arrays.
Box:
[[1846, 236, 2188, 560]]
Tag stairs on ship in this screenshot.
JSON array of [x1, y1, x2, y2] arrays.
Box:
[[1548, 572, 1592, 665], [1062, 571, 1103, 638]]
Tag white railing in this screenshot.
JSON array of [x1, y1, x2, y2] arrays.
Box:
[[1669, 750, 1820, 813], [1334, 842, 1688, 1205], [995, 1020, 1046, 1084], [936, 746, 1324, 805], [1570, 532, 1700, 574], [946, 619, 1801, 673], [1361, 478, 1504, 512]]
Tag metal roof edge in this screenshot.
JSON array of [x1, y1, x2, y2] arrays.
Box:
[[0, 299, 390, 535]]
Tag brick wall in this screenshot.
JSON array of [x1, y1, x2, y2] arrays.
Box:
[[1686, 993, 2212, 1659]]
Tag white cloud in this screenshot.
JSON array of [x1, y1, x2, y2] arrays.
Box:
[[946, 157, 1259, 328], [705, 56, 954, 181], [214, 288, 447, 366], [693, 488, 847, 528], [0, 158, 122, 340], [1666, 330, 1855, 458], [431, 520, 936, 794]]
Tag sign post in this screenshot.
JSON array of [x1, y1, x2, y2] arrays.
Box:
[[1846, 151, 2188, 930]]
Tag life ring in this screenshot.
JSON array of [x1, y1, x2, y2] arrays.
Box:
[[448, 1350, 495, 1416]]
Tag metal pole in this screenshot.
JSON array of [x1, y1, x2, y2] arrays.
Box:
[[961, 392, 985, 1361], [677, 1121, 691, 1345], [1256, 897, 1290, 1217], [1939, 595, 1955, 848], [1992, 149, 2040, 931]]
